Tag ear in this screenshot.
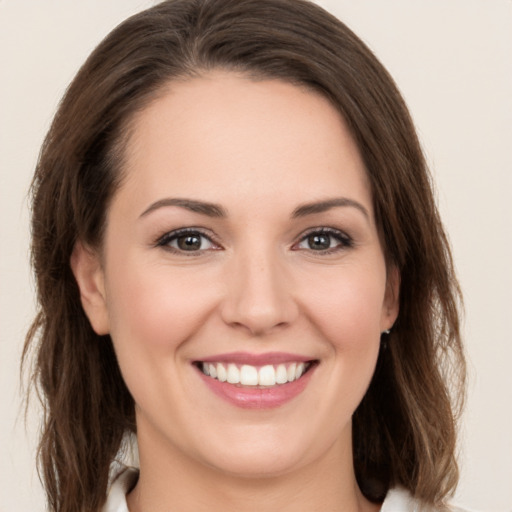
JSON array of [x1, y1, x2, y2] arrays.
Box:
[[70, 241, 110, 335], [381, 265, 400, 331]]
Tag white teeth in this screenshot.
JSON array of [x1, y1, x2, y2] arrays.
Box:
[[240, 365, 259, 385], [217, 363, 227, 382], [200, 361, 311, 387], [227, 364, 240, 384], [295, 362, 305, 380], [258, 365, 276, 386], [275, 364, 288, 384], [287, 363, 297, 382]]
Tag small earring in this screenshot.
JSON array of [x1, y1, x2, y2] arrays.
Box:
[[382, 329, 391, 335]]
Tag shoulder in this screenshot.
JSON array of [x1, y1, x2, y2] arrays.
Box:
[[382, 487, 477, 512], [102, 466, 139, 512]]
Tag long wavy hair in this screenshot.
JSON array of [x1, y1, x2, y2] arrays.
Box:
[[23, 0, 466, 510]]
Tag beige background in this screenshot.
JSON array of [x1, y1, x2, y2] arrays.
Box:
[[1, 1, 511, 510]]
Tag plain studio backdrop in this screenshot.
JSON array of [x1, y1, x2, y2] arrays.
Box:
[[1, 1, 510, 511]]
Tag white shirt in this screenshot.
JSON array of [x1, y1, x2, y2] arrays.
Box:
[[103, 466, 473, 512]]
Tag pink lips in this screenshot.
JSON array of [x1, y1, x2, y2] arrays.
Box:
[[195, 352, 316, 409]]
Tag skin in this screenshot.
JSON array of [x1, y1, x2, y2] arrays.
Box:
[[72, 71, 399, 512]]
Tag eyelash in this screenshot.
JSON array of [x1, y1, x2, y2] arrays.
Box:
[[155, 227, 354, 255], [155, 228, 221, 255], [292, 227, 354, 254]]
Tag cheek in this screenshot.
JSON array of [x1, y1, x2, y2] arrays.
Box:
[[102, 258, 223, 422], [288, 264, 387, 439], [300, 263, 387, 352], [104, 257, 219, 356]]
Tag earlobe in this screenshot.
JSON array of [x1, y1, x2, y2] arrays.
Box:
[[70, 241, 110, 335], [382, 265, 400, 331]]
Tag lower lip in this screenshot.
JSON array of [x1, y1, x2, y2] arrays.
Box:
[[196, 365, 316, 409]]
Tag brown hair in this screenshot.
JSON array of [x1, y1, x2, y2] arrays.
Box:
[[23, 0, 466, 510]]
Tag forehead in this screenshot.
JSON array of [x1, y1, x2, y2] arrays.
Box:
[[115, 71, 372, 217]]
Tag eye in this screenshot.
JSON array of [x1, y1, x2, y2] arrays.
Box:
[[156, 229, 219, 253], [294, 228, 353, 253]]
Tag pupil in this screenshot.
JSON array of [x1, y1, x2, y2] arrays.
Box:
[[309, 234, 330, 250], [178, 235, 201, 251]]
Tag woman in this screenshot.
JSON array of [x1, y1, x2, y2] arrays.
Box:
[[24, 0, 467, 510]]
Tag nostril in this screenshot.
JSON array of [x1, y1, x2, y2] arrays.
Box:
[[231, 320, 290, 337]]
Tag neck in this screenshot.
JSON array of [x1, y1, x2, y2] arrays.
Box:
[[127, 423, 380, 512]]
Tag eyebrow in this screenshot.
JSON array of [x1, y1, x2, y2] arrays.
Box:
[[292, 197, 370, 220], [139, 198, 227, 218], [139, 196, 369, 221]]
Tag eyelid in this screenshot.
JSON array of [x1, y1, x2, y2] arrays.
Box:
[[155, 227, 223, 253], [292, 226, 354, 252]]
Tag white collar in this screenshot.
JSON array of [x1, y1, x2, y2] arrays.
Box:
[[103, 466, 138, 512]]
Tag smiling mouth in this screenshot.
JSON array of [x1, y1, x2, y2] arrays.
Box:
[[195, 361, 316, 387]]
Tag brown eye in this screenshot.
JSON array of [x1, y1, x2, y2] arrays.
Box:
[[306, 233, 331, 250], [294, 228, 353, 253], [157, 229, 218, 253], [176, 234, 203, 251]]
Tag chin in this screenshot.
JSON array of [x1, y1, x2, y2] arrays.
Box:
[[190, 421, 340, 480], [205, 448, 308, 479]]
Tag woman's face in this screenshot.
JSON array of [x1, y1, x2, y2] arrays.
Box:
[[75, 72, 398, 478]]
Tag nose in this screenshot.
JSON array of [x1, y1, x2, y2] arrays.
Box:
[[220, 248, 298, 336]]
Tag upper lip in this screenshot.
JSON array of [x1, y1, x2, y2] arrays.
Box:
[[195, 351, 314, 366]]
